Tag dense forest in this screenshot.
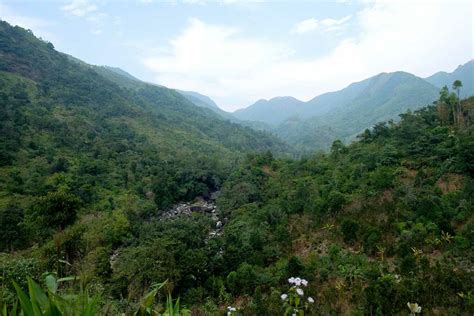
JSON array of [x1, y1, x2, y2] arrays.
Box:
[[1, 21, 474, 315]]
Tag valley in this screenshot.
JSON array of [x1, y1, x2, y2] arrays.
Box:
[[0, 17, 473, 316]]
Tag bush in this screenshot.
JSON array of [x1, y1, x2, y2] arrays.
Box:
[[341, 219, 359, 244], [0, 204, 26, 251], [29, 191, 81, 236]]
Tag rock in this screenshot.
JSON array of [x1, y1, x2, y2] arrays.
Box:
[[210, 191, 220, 201], [109, 250, 120, 268], [157, 192, 222, 224]]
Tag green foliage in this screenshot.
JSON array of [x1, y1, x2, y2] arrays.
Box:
[[1, 20, 474, 316], [5, 276, 97, 316], [0, 204, 26, 251], [29, 191, 81, 234], [327, 191, 347, 215], [341, 219, 359, 244]]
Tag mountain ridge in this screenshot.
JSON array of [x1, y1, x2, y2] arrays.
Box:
[[425, 59, 473, 97], [234, 61, 473, 127]]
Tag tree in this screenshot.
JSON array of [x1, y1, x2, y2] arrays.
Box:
[[438, 85, 459, 126], [331, 140, 347, 158], [341, 219, 359, 244], [439, 85, 450, 103], [0, 204, 26, 251], [31, 191, 81, 233], [453, 80, 463, 126], [327, 191, 347, 215], [453, 80, 463, 100]]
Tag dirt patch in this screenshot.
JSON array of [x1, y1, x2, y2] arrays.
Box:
[[436, 173, 464, 194], [399, 168, 418, 186], [292, 238, 313, 258], [261, 165, 275, 176]]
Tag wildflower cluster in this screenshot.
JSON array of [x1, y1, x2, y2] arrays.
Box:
[[280, 277, 314, 315]]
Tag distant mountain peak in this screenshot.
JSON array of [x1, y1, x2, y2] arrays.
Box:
[[425, 59, 474, 97]]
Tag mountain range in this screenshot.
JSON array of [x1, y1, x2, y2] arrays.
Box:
[[79, 45, 472, 153], [192, 60, 473, 151], [13, 12, 470, 154], [234, 60, 473, 124]]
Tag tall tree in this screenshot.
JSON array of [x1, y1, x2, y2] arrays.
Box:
[[438, 86, 457, 125], [453, 80, 463, 126]]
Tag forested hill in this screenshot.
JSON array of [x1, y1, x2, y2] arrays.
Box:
[[275, 71, 441, 151], [2, 90, 473, 314], [0, 20, 290, 210], [94, 64, 236, 120], [212, 97, 474, 314]]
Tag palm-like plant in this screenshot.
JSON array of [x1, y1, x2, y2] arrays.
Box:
[[452, 80, 463, 126], [6, 276, 97, 316], [134, 281, 190, 316]]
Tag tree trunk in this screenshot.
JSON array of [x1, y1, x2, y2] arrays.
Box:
[[457, 90, 462, 128]]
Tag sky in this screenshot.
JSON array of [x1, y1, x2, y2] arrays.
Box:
[[0, 0, 473, 111]]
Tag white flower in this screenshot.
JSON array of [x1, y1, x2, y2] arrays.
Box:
[[296, 288, 304, 296], [288, 277, 295, 284], [281, 293, 288, 300], [301, 279, 308, 287], [307, 297, 314, 303], [294, 277, 302, 286], [407, 302, 421, 314]]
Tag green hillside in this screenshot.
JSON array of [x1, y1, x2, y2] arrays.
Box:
[[1, 20, 474, 316], [212, 97, 474, 315], [233, 96, 305, 125], [233, 71, 442, 151], [271, 72, 439, 151], [0, 20, 289, 235], [2, 88, 473, 314]]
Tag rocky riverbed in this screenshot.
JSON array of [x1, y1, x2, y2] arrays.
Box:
[[111, 193, 224, 269], [158, 193, 224, 239]]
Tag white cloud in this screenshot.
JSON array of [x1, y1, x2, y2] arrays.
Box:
[[144, 18, 291, 76], [143, 1, 473, 111], [292, 15, 351, 34], [61, 0, 98, 17], [61, 1, 111, 36], [291, 18, 318, 35], [143, 18, 293, 108]]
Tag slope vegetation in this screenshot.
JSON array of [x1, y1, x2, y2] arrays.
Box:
[[0, 20, 289, 224]]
